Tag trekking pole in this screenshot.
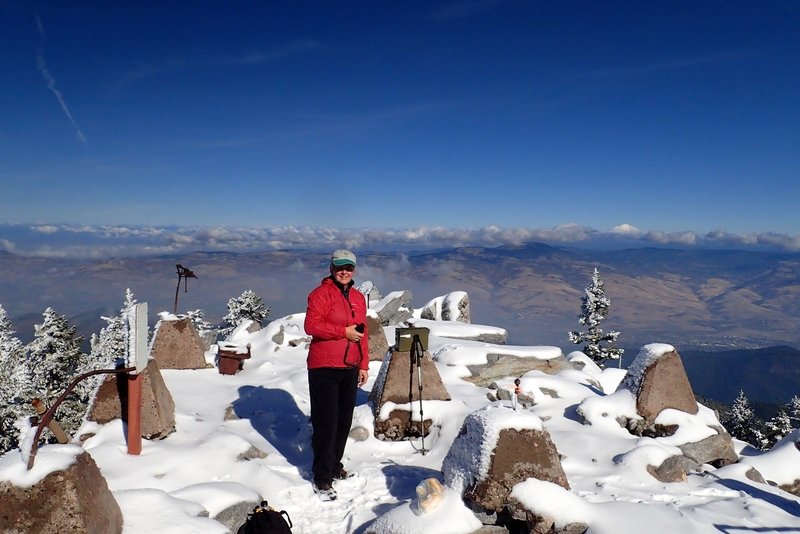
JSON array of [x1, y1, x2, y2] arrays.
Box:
[[412, 334, 428, 456]]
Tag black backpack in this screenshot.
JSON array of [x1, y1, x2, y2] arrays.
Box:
[[237, 500, 293, 534]]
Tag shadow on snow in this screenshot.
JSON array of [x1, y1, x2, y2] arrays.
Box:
[[232, 385, 312, 472]]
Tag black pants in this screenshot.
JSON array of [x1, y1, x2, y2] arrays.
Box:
[[308, 367, 359, 485]]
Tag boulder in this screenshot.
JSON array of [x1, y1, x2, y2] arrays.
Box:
[[420, 291, 471, 323], [407, 318, 508, 344], [443, 291, 470, 323], [619, 344, 698, 423], [780, 479, 800, 497], [464, 353, 575, 388], [443, 406, 568, 516], [150, 316, 208, 369], [0, 451, 122, 533], [169, 481, 262, 533], [745, 467, 766, 484], [505, 503, 590, 534], [366, 314, 390, 361], [87, 359, 176, 439], [464, 427, 570, 513], [373, 290, 413, 326], [677, 426, 737, 468], [244, 321, 261, 334], [349, 426, 370, 442], [647, 455, 699, 483], [268, 318, 311, 348], [370, 348, 450, 439]]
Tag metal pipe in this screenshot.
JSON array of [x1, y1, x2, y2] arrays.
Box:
[[27, 366, 135, 470], [127, 373, 143, 455]]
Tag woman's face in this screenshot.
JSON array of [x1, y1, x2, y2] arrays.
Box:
[[331, 264, 355, 285]]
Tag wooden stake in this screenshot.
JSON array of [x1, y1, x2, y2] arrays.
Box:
[[31, 398, 69, 444]]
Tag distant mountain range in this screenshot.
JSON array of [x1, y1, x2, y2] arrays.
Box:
[[2, 243, 800, 350], [2, 242, 799, 412]]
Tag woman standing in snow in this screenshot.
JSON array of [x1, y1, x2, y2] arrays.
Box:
[[304, 249, 369, 500]]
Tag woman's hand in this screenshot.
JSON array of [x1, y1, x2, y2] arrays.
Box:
[[358, 369, 368, 387], [345, 324, 364, 343]]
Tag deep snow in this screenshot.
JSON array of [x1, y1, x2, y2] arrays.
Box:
[[2, 300, 800, 533]]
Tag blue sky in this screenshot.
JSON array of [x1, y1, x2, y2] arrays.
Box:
[[2, 1, 799, 248]]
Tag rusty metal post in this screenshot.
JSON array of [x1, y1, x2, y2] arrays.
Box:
[[31, 398, 69, 444], [127, 373, 143, 455]]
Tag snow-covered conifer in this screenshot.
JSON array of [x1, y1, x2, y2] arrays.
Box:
[[722, 390, 766, 450], [0, 304, 25, 401], [26, 307, 89, 442], [0, 304, 30, 453], [568, 268, 624, 368], [186, 309, 214, 336], [764, 408, 793, 449], [220, 290, 270, 335], [90, 289, 138, 369], [788, 395, 800, 427]]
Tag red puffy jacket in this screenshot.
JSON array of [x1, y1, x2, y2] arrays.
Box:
[[305, 277, 369, 370]]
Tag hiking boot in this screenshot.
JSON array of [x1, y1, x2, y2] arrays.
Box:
[[333, 467, 353, 480], [313, 480, 337, 501]]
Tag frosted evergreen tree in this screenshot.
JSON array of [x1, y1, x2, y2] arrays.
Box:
[[788, 395, 800, 427], [186, 309, 214, 336], [0, 304, 25, 399], [568, 268, 624, 368], [722, 390, 766, 450], [221, 290, 270, 336], [0, 304, 30, 453], [764, 408, 793, 448], [26, 307, 89, 442], [84, 288, 142, 411], [90, 315, 125, 366], [90, 288, 138, 369]]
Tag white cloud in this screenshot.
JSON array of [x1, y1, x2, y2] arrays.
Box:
[[643, 230, 698, 246], [3, 224, 800, 258], [0, 239, 17, 253], [31, 225, 60, 235]]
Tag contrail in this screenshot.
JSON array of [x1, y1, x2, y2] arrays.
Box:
[[35, 14, 45, 41], [35, 15, 87, 145]]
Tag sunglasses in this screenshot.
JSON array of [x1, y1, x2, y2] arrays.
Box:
[[333, 264, 355, 272]]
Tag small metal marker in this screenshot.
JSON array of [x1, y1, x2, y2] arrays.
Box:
[[512, 378, 521, 411]]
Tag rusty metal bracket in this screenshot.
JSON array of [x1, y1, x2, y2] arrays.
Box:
[[26, 366, 135, 470]]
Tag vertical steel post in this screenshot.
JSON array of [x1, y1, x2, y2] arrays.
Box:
[[127, 373, 143, 455]]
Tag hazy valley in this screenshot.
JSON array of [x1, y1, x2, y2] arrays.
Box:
[[2, 243, 800, 350], [1, 243, 799, 411]]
